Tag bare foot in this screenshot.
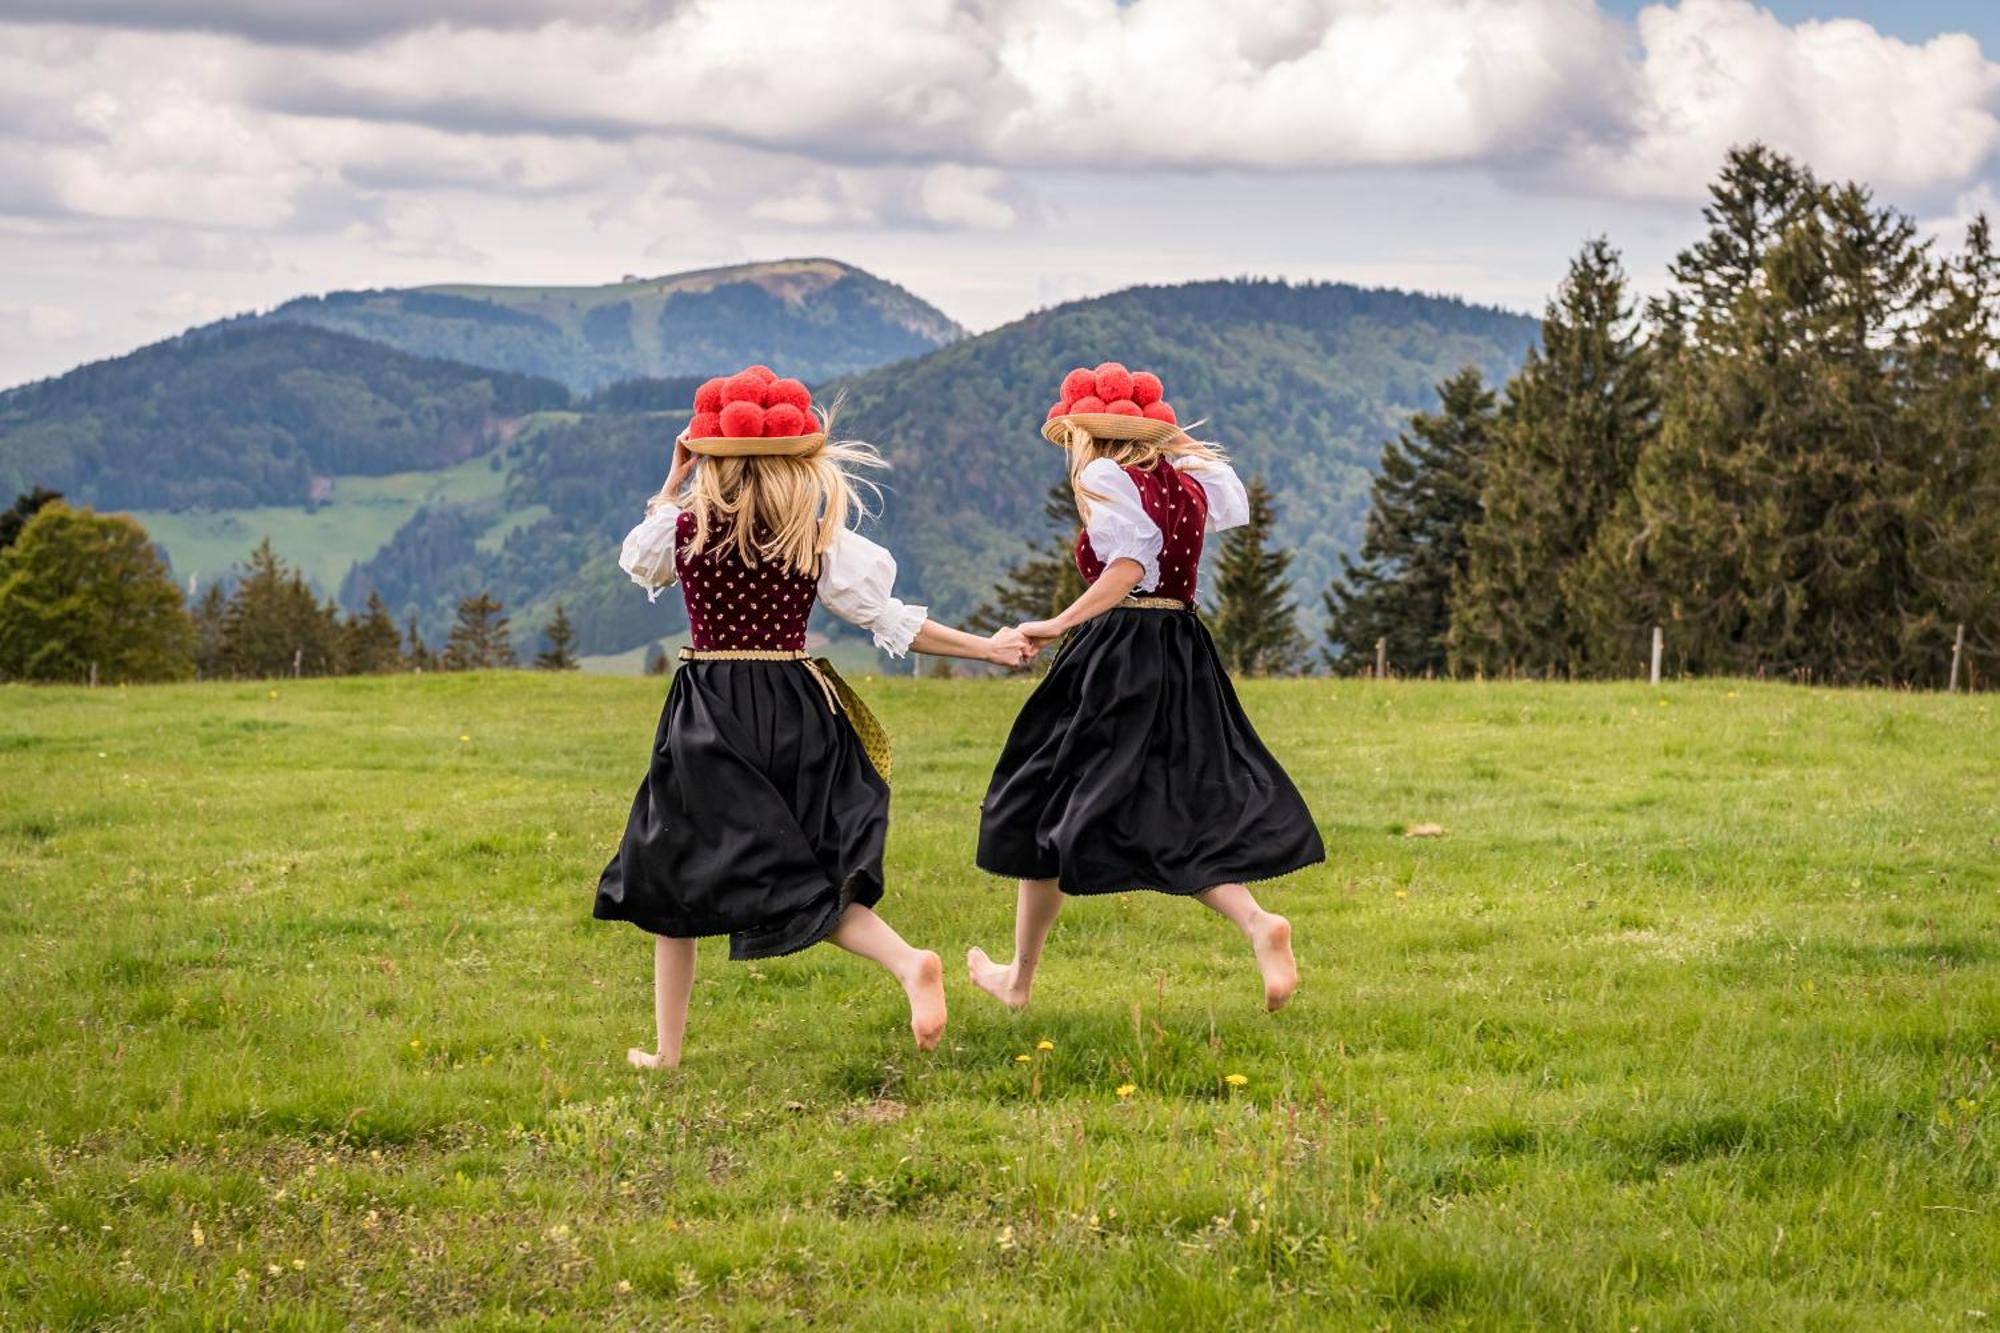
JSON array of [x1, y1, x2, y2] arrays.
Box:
[[901, 950, 947, 1051], [626, 1047, 679, 1070], [1249, 912, 1297, 1012], [966, 946, 1031, 1010]]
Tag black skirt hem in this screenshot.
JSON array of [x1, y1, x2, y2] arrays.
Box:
[[975, 853, 1325, 899], [592, 865, 880, 960]]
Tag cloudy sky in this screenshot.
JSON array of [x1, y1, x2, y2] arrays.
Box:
[[2, 0, 1998, 388]]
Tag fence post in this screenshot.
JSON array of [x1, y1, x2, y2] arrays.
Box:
[[1375, 637, 1387, 681], [1649, 626, 1663, 687], [1949, 623, 1965, 694]]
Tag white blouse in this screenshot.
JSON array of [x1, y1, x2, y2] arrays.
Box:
[[1079, 454, 1251, 593], [618, 503, 929, 657]]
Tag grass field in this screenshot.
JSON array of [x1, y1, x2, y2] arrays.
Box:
[[1, 674, 1995, 1329]]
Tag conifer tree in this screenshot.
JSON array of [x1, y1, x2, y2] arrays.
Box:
[[404, 612, 434, 671], [1323, 367, 1496, 675], [1449, 240, 1655, 677], [0, 502, 194, 683], [535, 602, 581, 670], [191, 581, 228, 678], [220, 538, 340, 678], [0, 487, 63, 551], [1208, 477, 1305, 676], [344, 590, 405, 674], [443, 591, 517, 670], [972, 483, 1088, 639]]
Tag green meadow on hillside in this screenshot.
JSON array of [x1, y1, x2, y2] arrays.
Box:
[[0, 676, 1994, 1328]]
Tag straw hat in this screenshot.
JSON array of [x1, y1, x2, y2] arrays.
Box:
[[1040, 413, 1184, 448], [683, 431, 826, 459]]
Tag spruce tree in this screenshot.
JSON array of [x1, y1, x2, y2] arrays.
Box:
[[1207, 477, 1305, 676], [443, 591, 517, 670], [535, 602, 581, 670], [404, 612, 434, 671], [0, 502, 195, 683], [220, 538, 340, 678], [344, 591, 405, 674], [191, 581, 228, 678], [1449, 240, 1655, 677], [972, 483, 1088, 639], [0, 487, 63, 551], [1323, 367, 1496, 675]]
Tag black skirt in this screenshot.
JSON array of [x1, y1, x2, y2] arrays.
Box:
[[977, 606, 1324, 896], [595, 660, 886, 959]]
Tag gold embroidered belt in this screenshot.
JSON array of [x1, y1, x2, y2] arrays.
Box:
[[1120, 596, 1189, 611], [676, 647, 890, 782]]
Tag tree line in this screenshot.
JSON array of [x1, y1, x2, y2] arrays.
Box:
[[0, 491, 580, 683], [1324, 144, 1998, 688]]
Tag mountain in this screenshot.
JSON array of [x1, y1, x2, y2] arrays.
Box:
[[245, 258, 965, 392], [833, 278, 1541, 620], [0, 323, 570, 510]]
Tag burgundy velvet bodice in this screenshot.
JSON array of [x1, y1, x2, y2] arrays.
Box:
[[1074, 460, 1211, 602], [675, 510, 818, 651]]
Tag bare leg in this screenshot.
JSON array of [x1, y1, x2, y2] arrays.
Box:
[[1198, 882, 1296, 1012], [967, 877, 1063, 1010], [628, 935, 696, 1069], [828, 904, 947, 1051]]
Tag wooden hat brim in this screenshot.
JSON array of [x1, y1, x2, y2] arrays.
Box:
[[1040, 413, 1184, 447], [684, 433, 827, 458]]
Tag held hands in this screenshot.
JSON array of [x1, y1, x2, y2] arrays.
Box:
[[1016, 619, 1064, 647], [985, 626, 1039, 668]]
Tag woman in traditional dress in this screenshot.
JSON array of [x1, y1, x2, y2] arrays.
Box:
[[600, 365, 1030, 1066], [969, 362, 1323, 1012]]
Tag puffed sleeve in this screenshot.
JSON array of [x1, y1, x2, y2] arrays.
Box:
[[1175, 453, 1251, 532], [1080, 457, 1163, 591], [619, 502, 681, 603], [818, 527, 929, 657]]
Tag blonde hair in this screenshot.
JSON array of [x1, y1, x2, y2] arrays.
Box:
[[1050, 420, 1227, 520], [648, 399, 881, 577]]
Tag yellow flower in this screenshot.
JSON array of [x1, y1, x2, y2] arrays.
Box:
[[1115, 1084, 1136, 1098], [459, 733, 471, 743], [267, 689, 279, 700], [1657, 698, 1669, 708], [1036, 1040, 1054, 1051], [1013, 1053, 1032, 1063], [1224, 1073, 1249, 1087], [191, 1222, 205, 1248]]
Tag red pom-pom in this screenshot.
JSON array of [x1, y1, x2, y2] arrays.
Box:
[[1130, 371, 1163, 406], [765, 377, 811, 411], [719, 401, 765, 437], [1060, 367, 1096, 402], [688, 410, 723, 439], [1068, 395, 1106, 415], [1104, 398, 1141, 416], [1142, 400, 1177, 424], [1093, 361, 1133, 402], [762, 403, 805, 437], [721, 371, 767, 406], [1046, 401, 1068, 421], [797, 403, 820, 433], [693, 377, 726, 413], [744, 364, 778, 383]]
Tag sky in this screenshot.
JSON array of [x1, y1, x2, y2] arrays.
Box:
[[2, 0, 1998, 389]]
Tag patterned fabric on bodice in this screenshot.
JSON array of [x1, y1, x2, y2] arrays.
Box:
[[1074, 459, 1210, 601], [676, 510, 818, 651]]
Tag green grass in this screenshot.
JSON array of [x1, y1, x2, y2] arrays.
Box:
[[130, 450, 515, 594], [1, 676, 1994, 1329]]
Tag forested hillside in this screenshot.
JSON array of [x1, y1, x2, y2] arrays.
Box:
[[249, 259, 965, 392], [0, 325, 569, 509], [835, 279, 1540, 619]]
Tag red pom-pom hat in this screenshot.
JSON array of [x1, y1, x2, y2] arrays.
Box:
[[684, 364, 828, 457], [1044, 363, 1189, 447]]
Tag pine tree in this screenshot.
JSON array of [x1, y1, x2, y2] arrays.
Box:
[[0, 487, 63, 551], [1449, 240, 1656, 677], [535, 602, 581, 670], [1323, 367, 1496, 675], [344, 590, 405, 674], [398, 608, 430, 668], [971, 483, 1088, 638], [443, 591, 517, 670], [219, 538, 340, 678], [1570, 146, 1934, 682], [0, 502, 194, 683], [1208, 477, 1305, 676]]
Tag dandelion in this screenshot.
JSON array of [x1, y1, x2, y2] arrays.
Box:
[[1013, 1053, 1032, 1064], [1115, 1084, 1136, 1098], [617, 1279, 633, 1294], [1036, 1040, 1054, 1051], [1224, 1073, 1249, 1087], [291, 1258, 305, 1271], [1394, 889, 1408, 899], [1656, 698, 1669, 708], [459, 733, 471, 743], [268, 689, 279, 700], [191, 1222, 205, 1248]]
